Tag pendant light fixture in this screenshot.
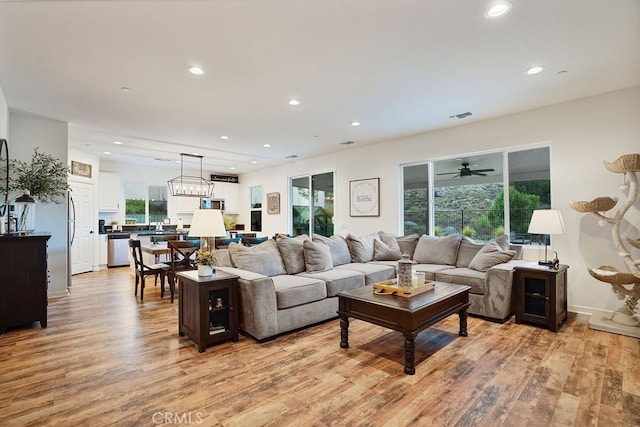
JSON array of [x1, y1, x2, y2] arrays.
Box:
[[167, 153, 215, 198]]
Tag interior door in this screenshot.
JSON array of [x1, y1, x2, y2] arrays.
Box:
[[69, 181, 94, 274]]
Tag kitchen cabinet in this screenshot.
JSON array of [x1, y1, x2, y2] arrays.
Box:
[[99, 234, 108, 266], [99, 171, 120, 211], [176, 196, 201, 213]]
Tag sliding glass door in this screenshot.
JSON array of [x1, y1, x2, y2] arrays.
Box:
[[290, 171, 334, 237]]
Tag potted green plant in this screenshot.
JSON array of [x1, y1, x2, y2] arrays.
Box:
[[195, 247, 217, 276], [1, 147, 70, 232]]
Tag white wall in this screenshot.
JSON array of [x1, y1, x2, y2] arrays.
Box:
[[0, 85, 7, 139], [9, 111, 69, 298], [239, 86, 640, 317]]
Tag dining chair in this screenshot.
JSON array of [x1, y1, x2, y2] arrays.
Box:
[[166, 240, 200, 303], [129, 239, 170, 301]]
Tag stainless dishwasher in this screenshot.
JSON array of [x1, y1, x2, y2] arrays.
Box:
[[107, 234, 131, 267]]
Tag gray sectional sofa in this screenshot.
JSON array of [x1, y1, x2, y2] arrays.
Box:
[[215, 232, 525, 341]]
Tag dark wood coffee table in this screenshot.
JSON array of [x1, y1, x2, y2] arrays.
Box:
[[337, 282, 470, 375]]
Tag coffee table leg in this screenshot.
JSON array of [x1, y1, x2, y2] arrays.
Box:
[[459, 309, 468, 337], [340, 315, 349, 349], [404, 336, 416, 375]]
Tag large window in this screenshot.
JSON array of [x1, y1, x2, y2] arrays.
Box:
[[402, 147, 550, 242], [124, 183, 168, 224], [290, 171, 334, 237]]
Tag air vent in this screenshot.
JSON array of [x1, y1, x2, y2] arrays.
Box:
[[285, 154, 298, 159], [154, 158, 172, 162], [449, 112, 472, 119], [340, 141, 355, 145]]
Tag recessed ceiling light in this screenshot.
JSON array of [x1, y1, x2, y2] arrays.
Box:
[[188, 66, 204, 75], [350, 121, 361, 127], [230, 166, 236, 170], [220, 135, 229, 140], [485, 1, 512, 18], [251, 160, 257, 164], [526, 66, 545, 75], [120, 87, 131, 92], [288, 99, 300, 106], [263, 144, 271, 148], [113, 140, 122, 145], [103, 151, 111, 155]]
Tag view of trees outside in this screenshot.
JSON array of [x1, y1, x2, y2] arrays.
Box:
[[291, 172, 334, 237], [403, 147, 550, 242]]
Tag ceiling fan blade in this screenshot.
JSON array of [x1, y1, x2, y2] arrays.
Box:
[[436, 172, 460, 175], [472, 168, 495, 173], [471, 171, 488, 176]]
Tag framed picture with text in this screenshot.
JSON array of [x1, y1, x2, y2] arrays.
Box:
[[349, 178, 379, 217], [266, 192, 280, 214]]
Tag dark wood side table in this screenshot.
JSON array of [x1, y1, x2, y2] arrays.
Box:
[[514, 263, 568, 332], [0, 233, 50, 333], [177, 269, 239, 352]]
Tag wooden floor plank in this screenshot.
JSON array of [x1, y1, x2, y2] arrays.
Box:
[[0, 267, 638, 426]]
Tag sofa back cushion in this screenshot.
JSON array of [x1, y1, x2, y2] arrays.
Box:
[[228, 239, 287, 276], [346, 233, 380, 263], [312, 234, 352, 266], [412, 234, 460, 265], [276, 234, 310, 274], [303, 240, 334, 272], [378, 231, 420, 259], [456, 237, 485, 268]]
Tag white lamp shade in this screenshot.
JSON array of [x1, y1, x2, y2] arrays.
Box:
[[188, 209, 227, 237], [527, 209, 565, 235]]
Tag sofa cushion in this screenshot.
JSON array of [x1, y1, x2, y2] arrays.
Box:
[[346, 232, 380, 263], [373, 238, 402, 261], [413, 264, 457, 281], [303, 240, 334, 273], [378, 231, 420, 259], [228, 240, 287, 277], [312, 234, 352, 266], [468, 240, 516, 272], [336, 263, 395, 285], [242, 236, 269, 246], [214, 249, 233, 267], [297, 268, 365, 296], [272, 275, 327, 309], [455, 237, 485, 268], [276, 234, 309, 274], [412, 234, 460, 265], [435, 267, 486, 294]]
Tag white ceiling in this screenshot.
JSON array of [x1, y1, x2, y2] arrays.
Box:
[[1, 0, 639, 174]]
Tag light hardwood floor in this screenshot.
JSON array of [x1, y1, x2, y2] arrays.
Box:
[[1, 268, 638, 426]]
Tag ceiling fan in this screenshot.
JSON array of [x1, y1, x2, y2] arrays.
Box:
[[437, 161, 495, 178]]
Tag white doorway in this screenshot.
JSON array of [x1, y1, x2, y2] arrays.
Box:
[[69, 181, 94, 275]]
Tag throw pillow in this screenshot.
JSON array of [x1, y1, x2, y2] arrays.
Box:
[[346, 232, 380, 263], [378, 231, 420, 259], [412, 234, 461, 265], [468, 241, 517, 272], [373, 238, 402, 261], [303, 240, 334, 273], [312, 234, 351, 266], [276, 234, 310, 274], [228, 239, 287, 277]]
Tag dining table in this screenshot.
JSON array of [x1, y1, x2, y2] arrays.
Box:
[[141, 242, 197, 263]]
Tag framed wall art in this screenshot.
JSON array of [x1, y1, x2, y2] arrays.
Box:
[[267, 192, 280, 214], [71, 160, 92, 178], [349, 178, 379, 217]]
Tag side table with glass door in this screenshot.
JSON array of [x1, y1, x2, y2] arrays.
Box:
[[177, 270, 239, 352]]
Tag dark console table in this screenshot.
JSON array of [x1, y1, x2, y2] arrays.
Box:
[[0, 233, 50, 332]]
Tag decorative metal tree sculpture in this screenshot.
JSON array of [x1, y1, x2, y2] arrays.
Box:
[[570, 153, 640, 327]]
